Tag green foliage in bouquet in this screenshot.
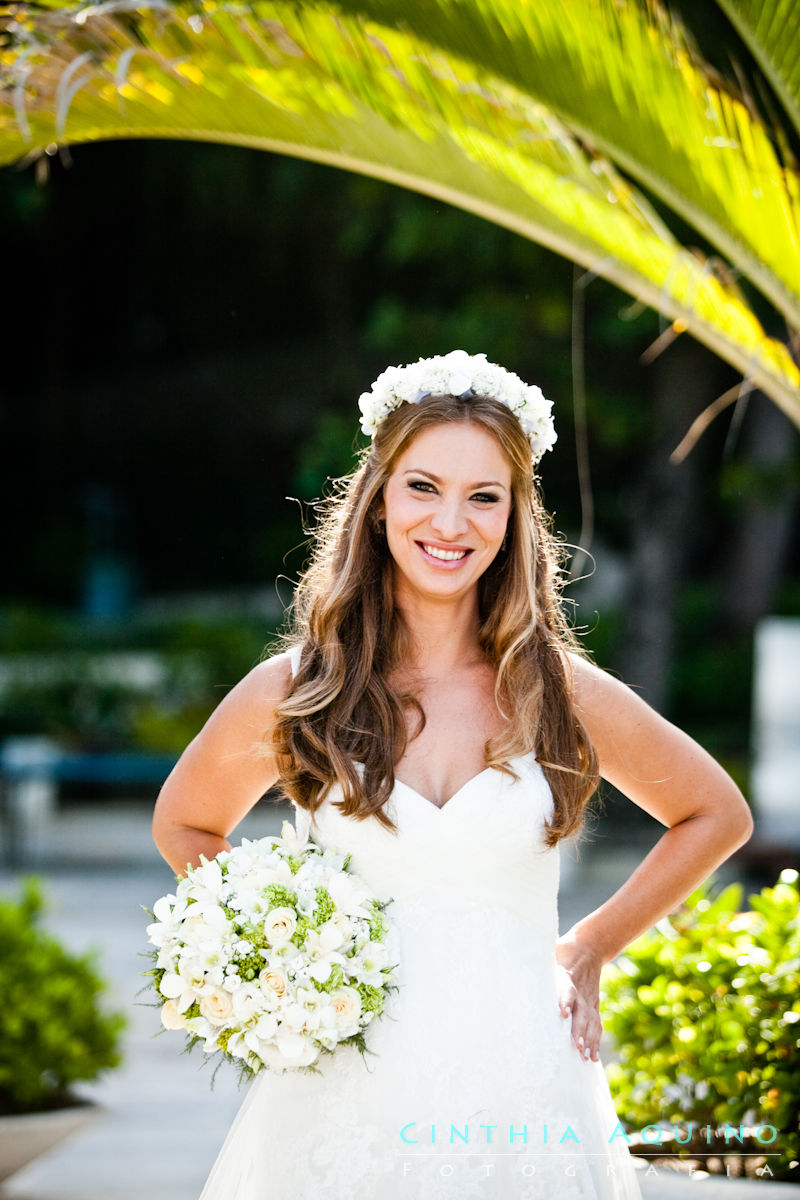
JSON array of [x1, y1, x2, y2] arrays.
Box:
[[0, 879, 126, 1114], [601, 870, 800, 1179]]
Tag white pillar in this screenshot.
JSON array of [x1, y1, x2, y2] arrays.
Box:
[[751, 617, 800, 842]]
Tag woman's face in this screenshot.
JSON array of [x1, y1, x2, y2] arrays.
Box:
[[379, 420, 513, 605]]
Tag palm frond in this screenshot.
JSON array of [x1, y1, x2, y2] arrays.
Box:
[[327, 0, 800, 332], [716, 0, 800, 141], [0, 0, 798, 422]]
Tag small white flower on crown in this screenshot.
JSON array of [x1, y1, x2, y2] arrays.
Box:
[[357, 349, 557, 464]]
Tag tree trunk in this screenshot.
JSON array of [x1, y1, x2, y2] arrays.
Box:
[[720, 392, 799, 634], [615, 338, 719, 715]]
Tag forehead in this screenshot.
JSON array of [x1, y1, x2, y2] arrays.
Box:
[[391, 421, 512, 480]]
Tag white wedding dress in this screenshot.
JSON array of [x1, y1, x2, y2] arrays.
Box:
[[197, 743, 643, 1198]]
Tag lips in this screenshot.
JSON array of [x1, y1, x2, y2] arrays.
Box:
[[417, 541, 473, 565]]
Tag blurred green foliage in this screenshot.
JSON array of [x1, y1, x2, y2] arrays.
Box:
[[669, 583, 753, 790], [1, 143, 670, 603], [0, 609, 278, 752], [0, 879, 126, 1113], [602, 870, 800, 1180], [1, 146, 797, 775]]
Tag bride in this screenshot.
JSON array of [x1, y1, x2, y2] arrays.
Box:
[[152, 349, 753, 1199]]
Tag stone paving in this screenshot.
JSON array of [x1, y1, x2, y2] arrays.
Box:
[[0, 801, 796, 1200]]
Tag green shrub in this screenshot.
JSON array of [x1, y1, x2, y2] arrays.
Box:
[[0, 879, 126, 1114], [601, 870, 800, 1180]]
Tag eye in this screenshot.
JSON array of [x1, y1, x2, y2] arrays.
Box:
[[408, 480, 437, 494], [471, 492, 501, 504]]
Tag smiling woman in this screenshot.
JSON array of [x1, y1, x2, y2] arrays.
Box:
[[264, 377, 598, 844], [152, 350, 751, 1199]]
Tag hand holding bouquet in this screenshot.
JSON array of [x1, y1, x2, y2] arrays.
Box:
[[145, 820, 398, 1076]]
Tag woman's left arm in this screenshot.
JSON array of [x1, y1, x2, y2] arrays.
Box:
[[555, 654, 754, 1063]]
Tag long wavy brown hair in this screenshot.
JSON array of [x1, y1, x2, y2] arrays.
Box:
[[270, 391, 599, 846]]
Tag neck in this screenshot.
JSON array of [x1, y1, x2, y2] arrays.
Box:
[[393, 583, 484, 672]]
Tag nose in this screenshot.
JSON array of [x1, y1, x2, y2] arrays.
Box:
[[429, 496, 469, 540]]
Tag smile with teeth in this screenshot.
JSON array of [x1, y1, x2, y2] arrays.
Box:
[[421, 543, 470, 561]]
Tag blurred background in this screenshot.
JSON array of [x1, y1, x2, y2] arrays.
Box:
[[2, 134, 798, 818]]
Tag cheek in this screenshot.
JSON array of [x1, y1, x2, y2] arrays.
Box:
[[486, 505, 512, 539], [384, 491, 421, 529]]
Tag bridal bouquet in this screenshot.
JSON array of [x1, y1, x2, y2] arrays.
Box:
[[145, 820, 398, 1076]]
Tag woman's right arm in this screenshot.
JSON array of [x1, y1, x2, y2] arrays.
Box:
[[152, 652, 295, 877]]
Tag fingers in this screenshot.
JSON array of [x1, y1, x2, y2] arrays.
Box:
[[575, 1029, 601, 1064], [557, 993, 602, 1062], [558, 989, 576, 1021], [555, 963, 602, 1062], [557, 980, 577, 1022], [572, 1007, 602, 1062]]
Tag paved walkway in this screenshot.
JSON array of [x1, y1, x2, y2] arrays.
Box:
[[0, 802, 796, 1199]]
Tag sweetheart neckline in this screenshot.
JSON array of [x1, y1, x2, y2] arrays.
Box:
[[392, 754, 537, 813], [393, 767, 494, 813]]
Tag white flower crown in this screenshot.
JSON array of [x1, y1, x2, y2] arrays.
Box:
[[357, 349, 557, 464]]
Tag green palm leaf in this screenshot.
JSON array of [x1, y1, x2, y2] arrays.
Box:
[[1, 0, 798, 422], [716, 0, 800, 140], [332, 0, 800, 331]]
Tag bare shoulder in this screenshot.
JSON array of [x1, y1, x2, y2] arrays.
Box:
[[563, 651, 751, 833], [566, 650, 670, 715], [222, 650, 295, 716], [565, 652, 632, 710], [565, 650, 686, 756], [153, 650, 297, 842], [181, 649, 296, 759]]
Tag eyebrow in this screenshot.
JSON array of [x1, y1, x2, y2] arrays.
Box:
[[402, 469, 508, 490]]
